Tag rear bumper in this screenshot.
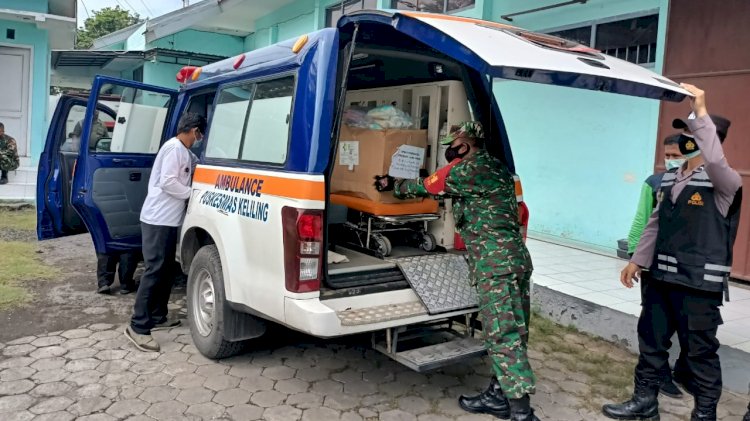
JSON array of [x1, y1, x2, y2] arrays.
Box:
[[283, 290, 476, 337]]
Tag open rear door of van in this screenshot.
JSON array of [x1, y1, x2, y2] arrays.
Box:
[[339, 11, 689, 101], [68, 76, 178, 254]]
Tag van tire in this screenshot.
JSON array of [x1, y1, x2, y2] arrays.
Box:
[[187, 245, 244, 359]]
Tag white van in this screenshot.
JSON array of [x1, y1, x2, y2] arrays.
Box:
[[38, 11, 688, 371]]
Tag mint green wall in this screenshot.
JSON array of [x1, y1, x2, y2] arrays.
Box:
[[124, 23, 147, 51], [0, 0, 48, 13], [491, 0, 668, 251], [148, 29, 244, 57], [0, 19, 50, 163], [143, 61, 183, 90]]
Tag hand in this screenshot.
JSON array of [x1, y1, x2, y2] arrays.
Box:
[[373, 175, 394, 192], [680, 83, 708, 118], [620, 262, 642, 289]]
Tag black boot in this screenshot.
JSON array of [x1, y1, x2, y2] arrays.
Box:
[[743, 402, 750, 421], [508, 395, 541, 421], [458, 376, 510, 419], [690, 396, 717, 421], [602, 377, 660, 420], [0, 170, 7, 185]]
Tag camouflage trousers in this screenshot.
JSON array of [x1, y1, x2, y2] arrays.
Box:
[[476, 270, 536, 399]]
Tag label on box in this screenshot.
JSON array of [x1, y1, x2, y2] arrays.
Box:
[[339, 141, 359, 170], [389, 145, 425, 179]]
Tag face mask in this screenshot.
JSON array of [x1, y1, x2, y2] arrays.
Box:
[[444, 144, 468, 162], [193, 139, 204, 149], [664, 158, 685, 170]]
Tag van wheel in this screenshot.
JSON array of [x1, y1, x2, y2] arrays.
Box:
[[188, 245, 244, 359]]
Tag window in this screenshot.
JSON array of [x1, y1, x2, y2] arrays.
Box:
[[390, 0, 476, 13], [98, 85, 171, 154], [547, 14, 658, 65], [326, 0, 378, 27], [205, 85, 253, 160], [241, 78, 294, 163], [205, 76, 295, 164]]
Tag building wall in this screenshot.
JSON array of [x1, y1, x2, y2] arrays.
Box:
[[142, 61, 184, 90], [490, 0, 668, 252], [0, 19, 50, 162], [148, 29, 244, 57], [0, 0, 48, 14]]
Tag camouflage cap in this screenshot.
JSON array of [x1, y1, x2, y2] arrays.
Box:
[[440, 121, 485, 145]]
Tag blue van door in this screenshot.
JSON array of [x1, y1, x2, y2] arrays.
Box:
[[69, 76, 177, 254]]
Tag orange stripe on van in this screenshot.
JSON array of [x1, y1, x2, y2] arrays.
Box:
[[193, 167, 325, 201], [400, 11, 518, 31]]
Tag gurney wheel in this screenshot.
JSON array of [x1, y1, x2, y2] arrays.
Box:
[[371, 233, 392, 257], [420, 233, 437, 252]]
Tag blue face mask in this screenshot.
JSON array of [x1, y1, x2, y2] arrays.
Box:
[[665, 158, 686, 170]]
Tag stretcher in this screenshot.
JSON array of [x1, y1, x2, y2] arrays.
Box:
[[330, 194, 440, 257]]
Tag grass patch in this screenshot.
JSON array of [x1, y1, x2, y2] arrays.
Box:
[[0, 209, 35, 232], [529, 312, 635, 408], [0, 241, 60, 309]]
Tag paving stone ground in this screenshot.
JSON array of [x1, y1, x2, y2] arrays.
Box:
[[1, 294, 748, 421]]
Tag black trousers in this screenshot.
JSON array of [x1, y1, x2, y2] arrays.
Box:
[[130, 222, 178, 334], [635, 274, 724, 401], [96, 251, 139, 288]]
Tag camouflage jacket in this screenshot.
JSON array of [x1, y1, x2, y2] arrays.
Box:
[[394, 149, 532, 277], [0, 134, 20, 172]]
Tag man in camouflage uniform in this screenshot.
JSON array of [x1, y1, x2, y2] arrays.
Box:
[[375, 122, 540, 421], [0, 122, 20, 185]]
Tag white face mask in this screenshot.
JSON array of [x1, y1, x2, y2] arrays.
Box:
[[665, 158, 686, 170]]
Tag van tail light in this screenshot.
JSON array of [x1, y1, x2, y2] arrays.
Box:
[[518, 201, 530, 242], [282, 207, 323, 293]]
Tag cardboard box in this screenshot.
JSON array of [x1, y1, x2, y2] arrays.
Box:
[[332, 126, 428, 204]]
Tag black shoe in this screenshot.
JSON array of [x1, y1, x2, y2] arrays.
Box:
[[508, 395, 541, 421], [119, 283, 138, 295], [602, 377, 660, 420], [458, 376, 510, 419], [97, 285, 111, 294], [659, 378, 683, 399], [0, 177, 7, 185]]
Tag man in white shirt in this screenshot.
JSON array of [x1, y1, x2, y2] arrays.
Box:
[[125, 113, 205, 352]]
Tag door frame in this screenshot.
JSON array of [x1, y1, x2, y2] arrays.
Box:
[[0, 42, 34, 158]]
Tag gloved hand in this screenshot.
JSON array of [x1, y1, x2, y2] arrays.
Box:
[[373, 175, 395, 192]]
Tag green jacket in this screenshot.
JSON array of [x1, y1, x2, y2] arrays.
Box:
[[627, 173, 663, 254], [0, 134, 20, 172], [394, 149, 532, 279]]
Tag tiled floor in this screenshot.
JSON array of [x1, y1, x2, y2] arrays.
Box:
[[526, 238, 750, 351]]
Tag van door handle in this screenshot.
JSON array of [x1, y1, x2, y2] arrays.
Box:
[[129, 172, 142, 182], [112, 158, 136, 165]]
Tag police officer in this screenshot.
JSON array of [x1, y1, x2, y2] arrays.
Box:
[[603, 84, 742, 421], [375, 122, 540, 421]]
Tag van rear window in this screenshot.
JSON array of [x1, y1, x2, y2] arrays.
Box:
[[205, 76, 295, 165]]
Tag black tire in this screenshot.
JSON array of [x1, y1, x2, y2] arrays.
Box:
[[187, 245, 244, 359]]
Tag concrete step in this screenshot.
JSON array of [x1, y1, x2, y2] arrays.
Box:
[[1, 164, 37, 201]]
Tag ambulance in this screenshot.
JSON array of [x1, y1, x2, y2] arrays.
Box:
[[37, 11, 688, 370]]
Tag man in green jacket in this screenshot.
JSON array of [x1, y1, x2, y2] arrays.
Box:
[[375, 122, 540, 421]]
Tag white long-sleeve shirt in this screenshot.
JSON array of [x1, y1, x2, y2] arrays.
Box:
[[140, 137, 197, 227]]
